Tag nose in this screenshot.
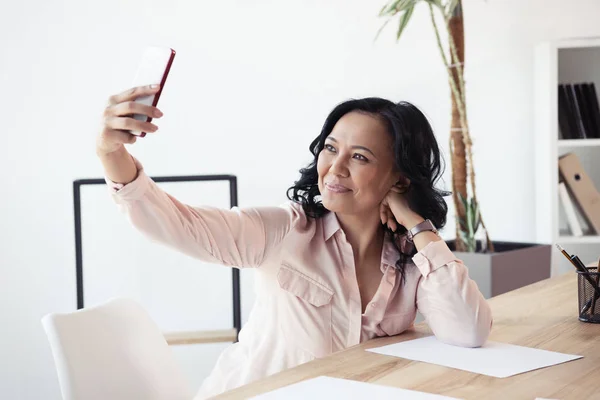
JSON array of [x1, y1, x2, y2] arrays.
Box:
[[329, 154, 349, 178]]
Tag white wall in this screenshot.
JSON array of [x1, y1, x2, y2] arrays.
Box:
[[2, 0, 600, 398]]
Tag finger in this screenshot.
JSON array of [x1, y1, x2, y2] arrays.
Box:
[[105, 116, 158, 134], [387, 209, 394, 225], [380, 204, 388, 224], [108, 84, 161, 106], [106, 102, 163, 119], [102, 129, 138, 144], [387, 210, 397, 231]]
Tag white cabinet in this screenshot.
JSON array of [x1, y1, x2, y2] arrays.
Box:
[[534, 38, 600, 275]]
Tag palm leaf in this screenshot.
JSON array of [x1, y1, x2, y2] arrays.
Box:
[[470, 198, 481, 230], [396, 5, 416, 40], [378, 0, 399, 16], [459, 229, 469, 244], [466, 199, 474, 233], [423, 0, 443, 8], [374, 17, 394, 42], [473, 203, 481, 230], [458, 192, 469, 213], [379, 0, 413, 17]]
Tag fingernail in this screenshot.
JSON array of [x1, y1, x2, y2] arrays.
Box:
[[150, 84, 159, 89], [155, 110, 163, 117]]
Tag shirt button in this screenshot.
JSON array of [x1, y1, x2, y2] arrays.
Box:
[[371, 303, 377, 308]]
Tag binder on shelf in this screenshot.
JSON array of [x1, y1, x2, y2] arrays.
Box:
[[557, 82, 600, 140], [574, 84, 594, 138], [559, 84, 580, 139], [558, 152, 600, 234], [585, 83, 600, 138], [558, 181, 584, 237], [558, 84, 575, 139], [568, 84, 588, 138]]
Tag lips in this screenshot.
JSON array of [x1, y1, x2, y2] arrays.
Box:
[[325, 183, 351, 193]]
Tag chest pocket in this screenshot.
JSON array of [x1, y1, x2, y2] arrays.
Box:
[[277, 263, 334, 358]]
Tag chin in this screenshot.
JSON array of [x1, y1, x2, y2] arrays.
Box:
[[321, 195, 354, 214], [322, 194, 382, 218]]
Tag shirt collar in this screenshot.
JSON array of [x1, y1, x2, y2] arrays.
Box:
[[323, 210, 341, 241]]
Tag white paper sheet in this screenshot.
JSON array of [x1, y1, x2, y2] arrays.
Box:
[[250, 376, 460, 399], [367, 336, 582, 378]]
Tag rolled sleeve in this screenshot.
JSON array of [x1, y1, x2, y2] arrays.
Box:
[[414, 240, 493, 348], [104, 157, 152, 202], [412, 240, 457, 277]]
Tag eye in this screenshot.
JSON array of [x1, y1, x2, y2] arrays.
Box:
[[353, 153, 369, 162], [324, 144, 336, 152]]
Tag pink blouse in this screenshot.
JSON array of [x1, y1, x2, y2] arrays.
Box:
[[106, 158, 492, 399]]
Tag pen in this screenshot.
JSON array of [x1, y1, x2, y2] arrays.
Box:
[[591, 258, 600, 315], [572, 254, 588, 272], [555, 244, 600, 315], [556, 244, 586, 272]]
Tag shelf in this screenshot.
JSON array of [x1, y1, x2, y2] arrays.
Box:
[[558, 139, 600, 147], [557, 235, 600, 244], [535, 40, 600, 275]]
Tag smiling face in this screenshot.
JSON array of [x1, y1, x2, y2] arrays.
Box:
[[317, 111, 401, 216]]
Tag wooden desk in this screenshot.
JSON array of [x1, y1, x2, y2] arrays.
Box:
[[215, 272, 600, 400]]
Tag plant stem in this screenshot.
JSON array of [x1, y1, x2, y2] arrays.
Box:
[[429, 2, 493, 252], [429, 3, 467, 251]]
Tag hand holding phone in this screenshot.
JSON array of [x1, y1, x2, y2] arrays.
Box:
[[129, 46, 176, 137], [97, 46, 176, 155]]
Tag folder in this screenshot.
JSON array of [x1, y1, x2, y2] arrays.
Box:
[[558, 181, 584, 236], [558, 152, 600, 234]]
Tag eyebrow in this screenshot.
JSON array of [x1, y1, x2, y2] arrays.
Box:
[[326, 136, 377, 158]]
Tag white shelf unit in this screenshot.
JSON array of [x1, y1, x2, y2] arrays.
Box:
[[558, 138, 600, 147], [534, 38, 600, 275]]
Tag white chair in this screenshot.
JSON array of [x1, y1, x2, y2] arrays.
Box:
[[42, 298, 193, 400]]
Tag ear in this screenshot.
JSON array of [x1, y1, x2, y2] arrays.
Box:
[[395, 175, 411, 187]]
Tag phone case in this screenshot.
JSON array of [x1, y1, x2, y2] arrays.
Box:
[[130, 46, 176, 137]]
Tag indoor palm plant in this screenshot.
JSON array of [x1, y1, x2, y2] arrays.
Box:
[[377, 0, 493, 253], [377, 0, 552, 297]]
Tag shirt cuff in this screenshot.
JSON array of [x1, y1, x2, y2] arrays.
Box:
[[104, 156, 151, 201], [412, 240, 458, 278]]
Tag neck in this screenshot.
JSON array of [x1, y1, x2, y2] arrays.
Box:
[[336, 210, 385, 268]]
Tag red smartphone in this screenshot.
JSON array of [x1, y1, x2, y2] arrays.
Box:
[[130, 46, 176, 137]]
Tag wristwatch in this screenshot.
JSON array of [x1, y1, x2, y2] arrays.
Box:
[[406, 219, 438, 242]]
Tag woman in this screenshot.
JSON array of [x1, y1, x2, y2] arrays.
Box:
[[96, 84, 492, 399]]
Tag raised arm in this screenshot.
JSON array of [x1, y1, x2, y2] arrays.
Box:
[[96, 85, 301, 267], [105, 158, 299, 267]]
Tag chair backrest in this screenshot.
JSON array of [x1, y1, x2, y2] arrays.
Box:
[[42, 298, 193, 400]]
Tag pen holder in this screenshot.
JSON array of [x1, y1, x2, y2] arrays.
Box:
[[577, 267, 600, 323]]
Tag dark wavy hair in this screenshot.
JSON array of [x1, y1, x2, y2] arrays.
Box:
[[287, 98, 450, 279]]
